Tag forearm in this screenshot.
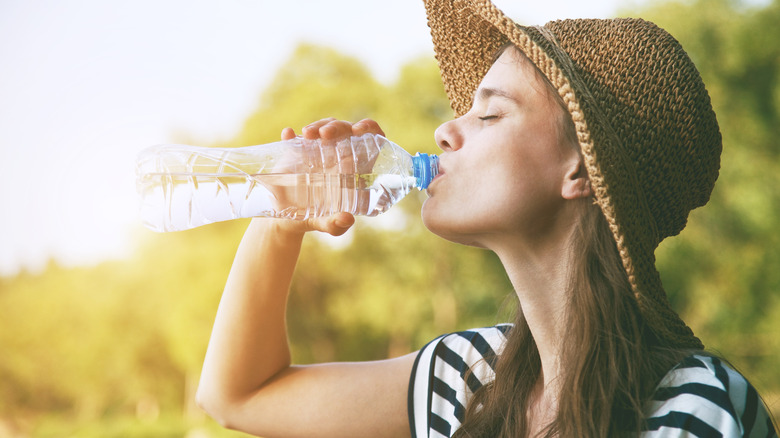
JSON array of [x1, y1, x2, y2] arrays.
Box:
[[197, 218, 304, 413]]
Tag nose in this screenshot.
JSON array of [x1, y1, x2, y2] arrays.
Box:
[[434, 119, 462, 152]]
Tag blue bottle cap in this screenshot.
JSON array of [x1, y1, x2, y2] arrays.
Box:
[[412, 153, 439, 189]]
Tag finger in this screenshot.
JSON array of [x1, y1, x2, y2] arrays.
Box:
[[353, 119, 385, 137], [328, 212, 355, 236], [281, 127, 297, 141], [302, 118, 336, 139], [318, 120, 355, 141]]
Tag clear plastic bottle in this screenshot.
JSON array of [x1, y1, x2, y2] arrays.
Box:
[[136, 133, 439, 232]]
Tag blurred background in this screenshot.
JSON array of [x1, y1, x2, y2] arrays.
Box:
[[1, 0, 778, 436]]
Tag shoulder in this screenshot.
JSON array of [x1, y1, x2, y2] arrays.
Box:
[[408, 325, 511, 438], [413, 324, 512, 387], [422, 324, 511, 367], [642, 354, 777, 437]]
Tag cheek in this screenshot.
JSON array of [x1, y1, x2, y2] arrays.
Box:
[[481, 151, 565, 221]]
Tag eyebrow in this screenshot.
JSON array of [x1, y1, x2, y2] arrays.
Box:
[[473, 86, 521, 105]]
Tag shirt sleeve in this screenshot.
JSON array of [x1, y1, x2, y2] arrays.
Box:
[[642, 355, 777, 438], [407, 325, 511, 438]]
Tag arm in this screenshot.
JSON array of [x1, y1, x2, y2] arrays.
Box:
[[196, 119, 415, 438]]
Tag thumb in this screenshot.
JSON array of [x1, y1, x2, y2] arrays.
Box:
[[305, 212, 355, 236]]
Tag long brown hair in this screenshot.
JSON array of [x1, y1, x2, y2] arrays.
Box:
[[453, 45, 695, 438]]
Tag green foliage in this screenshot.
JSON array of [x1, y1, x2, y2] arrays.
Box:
[[0, 222, 247, 431], [232, 43, 385, 146], [287, 214, 512, 363], [3, 0, 780, 430]]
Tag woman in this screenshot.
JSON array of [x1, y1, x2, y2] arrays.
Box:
[[196, 0, 777, 436]]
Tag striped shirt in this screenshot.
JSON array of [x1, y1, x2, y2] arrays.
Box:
[[408, 325, 777, 437]]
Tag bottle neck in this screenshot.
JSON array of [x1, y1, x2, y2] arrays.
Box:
[[412, 153, 439, 189]]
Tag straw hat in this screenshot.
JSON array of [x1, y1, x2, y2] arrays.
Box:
[[423, 0, 722, 349]]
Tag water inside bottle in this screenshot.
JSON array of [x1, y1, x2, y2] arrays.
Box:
[[138, 172, 417, 231]]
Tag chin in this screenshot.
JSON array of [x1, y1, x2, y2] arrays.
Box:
[[421, 206, 488, 249]]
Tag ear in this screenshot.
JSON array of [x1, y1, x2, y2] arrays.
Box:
[[561, 156, 592, 200]]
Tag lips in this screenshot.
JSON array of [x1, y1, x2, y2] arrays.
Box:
[[426, 163, 445, 193], [434, 157, 447, 178]]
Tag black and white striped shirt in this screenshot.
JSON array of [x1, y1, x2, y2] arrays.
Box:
[[408, 325, 777, 437]]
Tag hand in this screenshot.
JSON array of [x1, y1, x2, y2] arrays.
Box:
[[281, 118, 386, 176], [259, 118, 386, 237]]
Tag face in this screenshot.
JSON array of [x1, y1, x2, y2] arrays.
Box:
[[422, 48, 580, 249]]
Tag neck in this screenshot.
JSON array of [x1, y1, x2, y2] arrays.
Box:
[[499, 250, 568, 391], [491, 211, 579, 393]]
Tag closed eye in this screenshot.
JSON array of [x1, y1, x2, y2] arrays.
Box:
[[479, 115, 498, 121]]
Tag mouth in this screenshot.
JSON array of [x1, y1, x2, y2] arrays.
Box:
[[426, 164, 445, 193], [432, 162, 445, 179], [433, 160, 446, 178]]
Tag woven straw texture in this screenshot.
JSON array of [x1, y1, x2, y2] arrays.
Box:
[[423, 0, 722, 349]]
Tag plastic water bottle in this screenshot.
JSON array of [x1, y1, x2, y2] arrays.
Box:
[[136, 133, 439, 232]]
